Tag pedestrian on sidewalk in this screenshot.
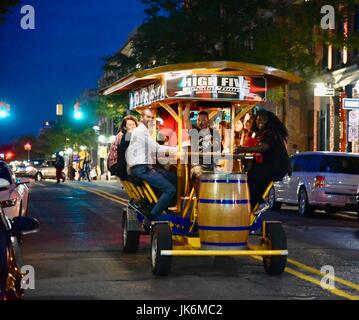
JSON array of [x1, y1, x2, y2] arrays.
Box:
[[55, 152, 65, 183]]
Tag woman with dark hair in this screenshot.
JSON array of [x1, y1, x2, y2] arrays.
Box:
[[107, 115, 138, 179], [235, 110, 291, 213]]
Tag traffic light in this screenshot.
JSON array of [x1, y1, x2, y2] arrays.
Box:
[[5, 152, 14, 161], [73, 102, 83, 120], [0, 101, 10, 118]]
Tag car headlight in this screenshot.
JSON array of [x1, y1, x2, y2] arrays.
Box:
[[26, 166, 34, 172], [1, 199, 17, 208]]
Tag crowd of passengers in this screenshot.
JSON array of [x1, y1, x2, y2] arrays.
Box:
[[108, 104, 291, 222]]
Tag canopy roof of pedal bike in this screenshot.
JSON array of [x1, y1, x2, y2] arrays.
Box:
[[101, 61, 301, 110]]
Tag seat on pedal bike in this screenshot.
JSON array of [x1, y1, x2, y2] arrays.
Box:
[[128, 175, 144, 186]]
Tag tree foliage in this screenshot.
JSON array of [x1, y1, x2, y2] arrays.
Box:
[[95, 94, 128, 129], [0, 0, 19, 25], [104, 0, 359, 80]]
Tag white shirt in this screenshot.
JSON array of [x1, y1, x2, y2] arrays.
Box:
[[126, 123, 177, 170]]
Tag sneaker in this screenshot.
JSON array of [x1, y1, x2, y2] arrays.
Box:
[[253, 202, 270, 216]]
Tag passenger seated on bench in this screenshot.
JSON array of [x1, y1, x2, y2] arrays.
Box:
[[183, 103, 222, 196], [126, 108, 178, 220], [235, 110, 291, 214]]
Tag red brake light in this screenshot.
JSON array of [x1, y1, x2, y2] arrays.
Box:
[[314, 175, 325, 188]]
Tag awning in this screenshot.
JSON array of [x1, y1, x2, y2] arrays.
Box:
[[332, 64, 359, 88], [100, 61, 302, 96]]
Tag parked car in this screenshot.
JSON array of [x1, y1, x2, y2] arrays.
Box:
[[0, 160, 30, 219], [17, 159, 67, 182], [269, 152, 359, 221], [0, 178, 39, 300]]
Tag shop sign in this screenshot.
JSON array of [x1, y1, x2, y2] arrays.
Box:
[[166, 75, 266, 101], [129, 81, 165, 110], [314, 85, 335, 97], [343, 98, 359, 109]]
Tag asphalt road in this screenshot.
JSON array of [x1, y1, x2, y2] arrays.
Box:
[[21, 180, 359, 300]]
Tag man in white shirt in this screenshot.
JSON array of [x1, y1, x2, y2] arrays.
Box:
[[126, 108, 177, 220]]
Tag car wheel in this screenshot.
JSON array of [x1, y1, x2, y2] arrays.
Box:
[[34, 173, 42, 182], [268, 187, 282, 210], [298, 188, 313, 216]]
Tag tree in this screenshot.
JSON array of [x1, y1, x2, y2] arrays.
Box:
[[104, 0, 359, 80], [0, 0, 19, 25], [35, 118, 98, 159]]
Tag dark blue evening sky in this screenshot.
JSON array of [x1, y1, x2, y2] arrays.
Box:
[[0, 0, 145, 144]]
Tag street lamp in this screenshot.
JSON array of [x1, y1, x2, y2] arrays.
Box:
[[98, 135, 106, 143], [24, 143, 32, 161]]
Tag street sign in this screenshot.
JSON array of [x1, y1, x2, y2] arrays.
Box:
[[349, 110, 359, 125], [314, 87, 335, 97], [343, 98, 359, 109], [348, 126, 359, 142], [56, 103, 63, 116]]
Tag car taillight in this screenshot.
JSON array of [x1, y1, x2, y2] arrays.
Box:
[[314, 175, 325, 188]]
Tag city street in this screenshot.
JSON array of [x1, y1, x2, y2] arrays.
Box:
[[1, 0, 359, 307], [22, 181, 359, 300]]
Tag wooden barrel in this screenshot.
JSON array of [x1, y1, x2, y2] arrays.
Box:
[[197, 173, 251, 250]]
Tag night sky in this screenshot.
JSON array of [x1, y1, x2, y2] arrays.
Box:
[[0, 0, 145, 145]]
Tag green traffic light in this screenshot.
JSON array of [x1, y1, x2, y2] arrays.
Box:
[[74, 110, 83, 119]]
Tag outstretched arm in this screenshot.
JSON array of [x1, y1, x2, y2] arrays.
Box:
[[183, 102, 192, 130], [235, 142, 270, 154]]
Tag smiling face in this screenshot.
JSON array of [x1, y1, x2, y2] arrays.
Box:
[[125, 119, 137, 132], [234, 120, 243, 132], [197, 113, 209, 130], [141, 109, 155, 128], [256, 114, 268, 131], [244, 115, 254, 131]]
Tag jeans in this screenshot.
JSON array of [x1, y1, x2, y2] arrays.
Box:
[[130, 165, 177, 217]]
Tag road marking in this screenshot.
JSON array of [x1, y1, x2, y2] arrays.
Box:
[[71, 183, 359, 300], [284, 267, 359, 300], [88, 188, 129, 203], [287, 258, 359, 292], [74, 185, 129, 203], [252, 256, 359, 300], [75, 186, 127, 206]]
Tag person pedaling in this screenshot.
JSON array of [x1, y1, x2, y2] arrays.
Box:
[[235, 109, 292, 215]]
